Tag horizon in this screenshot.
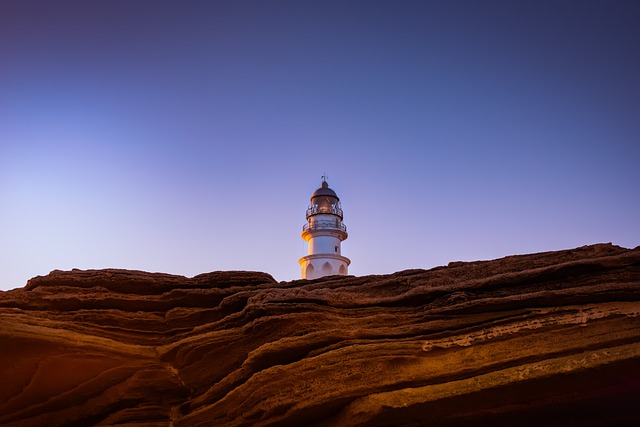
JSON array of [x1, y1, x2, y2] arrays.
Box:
[[2, 1, 639, 291], [12, 241, 638, 284]]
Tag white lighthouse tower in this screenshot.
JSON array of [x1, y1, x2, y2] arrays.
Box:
[[299, 177, 350, 279]]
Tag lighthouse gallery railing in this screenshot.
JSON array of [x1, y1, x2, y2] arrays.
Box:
[[302, 220, 347, 233], [306, 205, 343, 219]]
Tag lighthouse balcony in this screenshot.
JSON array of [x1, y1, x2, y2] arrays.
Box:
[[302, 220, 347, 233], [306, 205, 343, 219]]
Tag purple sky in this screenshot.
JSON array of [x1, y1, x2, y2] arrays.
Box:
[[1, 1, 638, 290]]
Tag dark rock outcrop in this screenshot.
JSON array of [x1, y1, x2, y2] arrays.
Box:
[[0, 243, 639, 426]]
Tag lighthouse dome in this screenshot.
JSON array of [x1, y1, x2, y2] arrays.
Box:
[[310, 180, 339, 201]]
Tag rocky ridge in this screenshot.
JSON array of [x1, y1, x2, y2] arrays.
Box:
[[0, 243, 639, 426]]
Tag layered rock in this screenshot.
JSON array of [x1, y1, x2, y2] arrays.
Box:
[[0, 243, 638, 426]]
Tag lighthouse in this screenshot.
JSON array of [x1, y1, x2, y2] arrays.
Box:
[[299, 177, 350, 279]]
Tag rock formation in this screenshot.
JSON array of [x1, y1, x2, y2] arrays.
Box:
[[0, 243, 639, 426]]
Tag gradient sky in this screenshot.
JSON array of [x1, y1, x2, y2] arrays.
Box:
[[1, 0, 638, 290]]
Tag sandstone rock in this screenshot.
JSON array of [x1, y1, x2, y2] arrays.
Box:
[[0, 244, 638, 426]]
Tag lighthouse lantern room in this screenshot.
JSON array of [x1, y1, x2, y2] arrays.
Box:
[[299, 177, 350, 279]]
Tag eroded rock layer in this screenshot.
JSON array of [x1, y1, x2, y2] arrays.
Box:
[[1, 244, 639, 426]]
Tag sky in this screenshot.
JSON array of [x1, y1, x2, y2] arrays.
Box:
[[1, 0, 638, 290]]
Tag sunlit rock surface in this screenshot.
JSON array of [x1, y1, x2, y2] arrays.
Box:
[[1, 244, 639, 426]]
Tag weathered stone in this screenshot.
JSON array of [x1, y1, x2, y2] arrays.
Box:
[[0, 244, 638, 426]]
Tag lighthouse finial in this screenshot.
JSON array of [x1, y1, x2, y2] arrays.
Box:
[[321, 173, 328, 183]]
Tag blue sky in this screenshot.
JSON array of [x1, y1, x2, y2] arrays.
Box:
[[1, 0, 638, 290]]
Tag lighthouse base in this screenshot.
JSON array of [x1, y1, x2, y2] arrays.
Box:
[[299, 254, 351, 280]]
